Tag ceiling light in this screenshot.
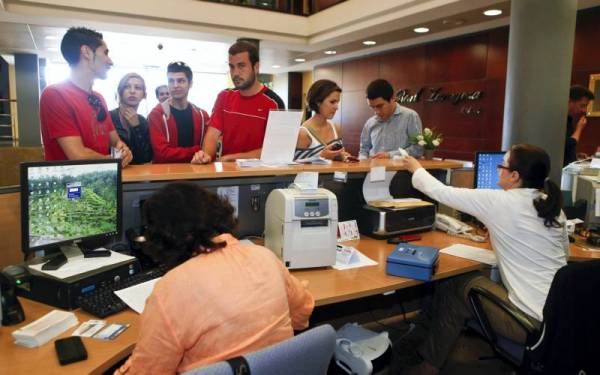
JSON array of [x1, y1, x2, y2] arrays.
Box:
[[363, 40, 376, 46], [413, 27, 430, 33], [272, 64, 280, 68], [45, 35, 58, 40], [294, 58, 306, 62], [324, 50, 336, 55], [483, 9, 502, 16], [47, 47, 58, 52]]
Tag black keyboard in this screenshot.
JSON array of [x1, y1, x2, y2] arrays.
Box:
[[77, 265, 170, 318]]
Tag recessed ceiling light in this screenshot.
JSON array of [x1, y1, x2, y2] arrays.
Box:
[[272, 64, 280, 68], [47, 47, 58, 52], [363, 40, 376, 46], [483, 9, 502, 16], [324, 50, 336, 55], [294, 58, 306, 62], [414, 27, 430, 33], [45, 35, 58, 40]]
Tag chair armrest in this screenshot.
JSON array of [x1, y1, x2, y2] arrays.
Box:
[[468, 286, 537, 345]]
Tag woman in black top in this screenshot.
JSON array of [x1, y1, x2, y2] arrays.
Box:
[[110, 73, 153, 164]]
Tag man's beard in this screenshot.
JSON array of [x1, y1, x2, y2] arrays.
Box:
[[234, 73, 256, 90]]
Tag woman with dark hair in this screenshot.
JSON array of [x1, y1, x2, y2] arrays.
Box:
[[399, 144, 568, 375], [110, 73, 153, 164], [295, 79, 353, 161], [115, 183, 314, 374]]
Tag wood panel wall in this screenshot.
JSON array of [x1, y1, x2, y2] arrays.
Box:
[[315, 6, 600, 160]]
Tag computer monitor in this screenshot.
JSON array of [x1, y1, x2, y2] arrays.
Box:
[[474, 151, 506, 189], [20, 159, 122, 263]]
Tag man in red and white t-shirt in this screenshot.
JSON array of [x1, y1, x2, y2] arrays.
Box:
[[39, 27, 132, 166], [195, 41, 284, 163]]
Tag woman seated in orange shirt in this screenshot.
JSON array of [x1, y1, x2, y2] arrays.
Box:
[[115, 183, 314, 374]]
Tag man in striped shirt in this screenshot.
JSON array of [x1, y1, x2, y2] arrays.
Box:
[[197, 41, 284, 163]]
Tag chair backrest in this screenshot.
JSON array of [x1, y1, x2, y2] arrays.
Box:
[[185, 324, 336, 375]]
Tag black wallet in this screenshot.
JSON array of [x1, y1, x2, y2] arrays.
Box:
[[54, 336, 88, 365]]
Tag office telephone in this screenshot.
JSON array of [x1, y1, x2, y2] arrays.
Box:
[[435, 214, 485, 242]]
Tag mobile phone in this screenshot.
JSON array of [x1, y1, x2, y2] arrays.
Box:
[[330, 143, 343, 151], [55, 336, 88, 365], [387, 234, 422, 244]]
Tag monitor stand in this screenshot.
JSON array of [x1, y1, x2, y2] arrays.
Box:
[[41, 244, 84, 271]]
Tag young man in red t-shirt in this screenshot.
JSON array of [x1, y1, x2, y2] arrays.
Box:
[[147, 62, 210, 163], [39, 27, 132, 166], [194, 41, 284, 163]]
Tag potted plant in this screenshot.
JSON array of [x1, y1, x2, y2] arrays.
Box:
[[410, 128, 442, 160]]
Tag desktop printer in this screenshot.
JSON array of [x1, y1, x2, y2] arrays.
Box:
[[358, 171, 435, 238], [265, 188, 338, 269]]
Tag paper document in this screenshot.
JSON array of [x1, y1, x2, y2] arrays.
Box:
[[440, 244, 497, 266], [293, 172, 319, 190], [362, 171, 397, 202], [332, 246, 378, 270], [260, 110, 303, 164], [28, 251, 135, 279], [295, 156, 332, 165], [114, 278, 161, 314], [590, 157, 600, 169], [368, 198, 433, 209]]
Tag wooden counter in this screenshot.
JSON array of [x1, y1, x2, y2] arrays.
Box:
[[121, 159, 463, 182]]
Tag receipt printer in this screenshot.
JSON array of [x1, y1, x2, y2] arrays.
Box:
[[386, 244, 439, 281], [265, 188, 337, 269]]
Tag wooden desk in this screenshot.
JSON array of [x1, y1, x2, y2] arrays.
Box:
[[0, 300, 140, 375], [295, 231, 486, 306], [121, 159, 463, 182], [0, 231, 482, 374]]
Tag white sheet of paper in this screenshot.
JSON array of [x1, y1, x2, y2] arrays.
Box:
[[260, 110, 303, 164], [590, 157, 600, 169], [332, 247, 378, 270], [28, 251, 135, 279], [334, 171, 347, 182], [363, 171, 396, 201], [293, 172, 319, 190], [369, 166, 386, 182], [114, 278, 161, 314], [440, 244, 497, 266], [217, 186, 239, 217]]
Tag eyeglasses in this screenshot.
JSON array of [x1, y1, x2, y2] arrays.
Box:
[[496, 164, 511, 171], [87, 94, 107, 122]]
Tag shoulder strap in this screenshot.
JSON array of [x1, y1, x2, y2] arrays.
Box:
[[304, 125, 327, 146], [226, 356, 251, 375], [328, 120, 339, 139]]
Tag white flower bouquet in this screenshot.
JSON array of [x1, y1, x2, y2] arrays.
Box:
[[410, 127, 442, 150]]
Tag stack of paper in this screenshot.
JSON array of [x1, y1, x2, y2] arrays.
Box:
[[235, 158, 263, 168], [440, 244, 497, 265], [12, 310, 78, 348], [295, 156, 332, 165]]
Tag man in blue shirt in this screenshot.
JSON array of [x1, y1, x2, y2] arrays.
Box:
[[358, 79, 423, 159]]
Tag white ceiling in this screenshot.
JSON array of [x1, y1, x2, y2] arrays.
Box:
[[0, 0, 599, 74]]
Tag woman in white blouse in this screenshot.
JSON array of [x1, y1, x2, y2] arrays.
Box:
[[400, 144, 567, 375]]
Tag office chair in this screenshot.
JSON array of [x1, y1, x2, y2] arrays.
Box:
[[468, 260, 600, 374], [185, 324, 336, 375], [467, 287, 537, 368]]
